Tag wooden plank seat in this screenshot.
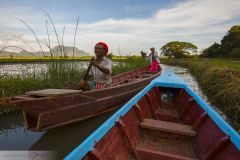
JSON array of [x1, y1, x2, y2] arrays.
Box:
[[155, 107, 179, 122], [144, 71, 158, 74], [137, 118, 199, 160], [112, 79, 137, 86], [12, 96, 38, 100], [136, 147, 199, 160], [26, 89, 83, 97], [135, 74, 153, 78], [140, 118, 196, 137]]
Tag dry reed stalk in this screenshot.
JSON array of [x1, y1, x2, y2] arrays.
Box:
[[17, 18, 45, 57], [42, 10, 62, 57], [73, 17, 79, 59]]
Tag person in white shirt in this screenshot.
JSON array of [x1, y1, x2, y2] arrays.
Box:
[[79, 42, 112, 90]]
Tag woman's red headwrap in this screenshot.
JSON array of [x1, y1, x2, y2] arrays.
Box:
[[95, 42, 108, 54]]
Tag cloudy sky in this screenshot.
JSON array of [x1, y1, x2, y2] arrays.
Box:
[[0, 0, 240, 55]]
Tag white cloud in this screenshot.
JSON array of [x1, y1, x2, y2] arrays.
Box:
[[1, 0, 240, 55]]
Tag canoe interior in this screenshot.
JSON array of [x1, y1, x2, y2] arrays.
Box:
[[82, 86, 240, 160], [4, 66, 161, 131]]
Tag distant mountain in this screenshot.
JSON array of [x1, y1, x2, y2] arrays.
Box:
[[0, 50, 19, 57], [50, 46, 89, 57], [0, 46, 89, 57]]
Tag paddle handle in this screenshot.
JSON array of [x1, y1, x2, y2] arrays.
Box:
[[83, 57, 94, 80], [136, 53, 151, 67]]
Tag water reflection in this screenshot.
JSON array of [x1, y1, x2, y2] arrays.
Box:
[[161, 64, 208, 101], [0, 62, 87, 75], [0, 110, 116, 159], [0, 61, 119, 75], [30, 110, 117, 159], [0, 113, 44, 150]]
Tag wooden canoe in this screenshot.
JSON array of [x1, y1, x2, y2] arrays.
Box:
[[2, 66, 161, 131], [65, 69, 240, 160]]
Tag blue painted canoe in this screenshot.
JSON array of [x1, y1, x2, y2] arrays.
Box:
[[65, 69, 240, 160]]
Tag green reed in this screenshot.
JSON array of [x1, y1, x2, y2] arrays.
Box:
[[0, 61, 85, 98]]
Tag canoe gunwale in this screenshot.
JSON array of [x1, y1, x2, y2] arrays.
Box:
[[7, 66, 158, 108], [16, 70, 160, 111]]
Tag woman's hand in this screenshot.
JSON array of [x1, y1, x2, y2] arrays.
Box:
[[89, 57, 109, 74], [90, 57, 98, 67]]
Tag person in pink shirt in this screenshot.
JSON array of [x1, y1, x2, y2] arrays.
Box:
[[148, 47, 160, 72]]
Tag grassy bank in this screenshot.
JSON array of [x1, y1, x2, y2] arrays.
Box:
[[161, 58, 240, 130], [0, 57, 147, 116]]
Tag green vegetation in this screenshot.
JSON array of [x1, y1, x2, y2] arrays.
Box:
[[0, 55, 129, 63], [163, 58, 240, 71], [160, 25, 240, 59], [201, 25, 240, 58], [0, 62, 85, 98], [112, 56, 149, 76], [161, 58, 240, 130], [161, 41, 198, 58]]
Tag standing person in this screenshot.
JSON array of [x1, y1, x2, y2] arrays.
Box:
[[148, 47, 160, 72], [79, 42, 112, 91]]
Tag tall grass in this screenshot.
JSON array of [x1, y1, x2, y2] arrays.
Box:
[[0, 62, 85, 98], [168, 58, 240, 71], [112, 56, 149, 76]]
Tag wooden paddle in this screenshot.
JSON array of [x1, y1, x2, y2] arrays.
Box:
[[83, 57, 94, 80], [135, 53, 151, 68]]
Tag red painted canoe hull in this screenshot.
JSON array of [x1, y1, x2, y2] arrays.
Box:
[[82, 87, 240, 160]]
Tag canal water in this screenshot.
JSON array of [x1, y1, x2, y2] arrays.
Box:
[[0, 64, 218, 159], [0, 61, 119, 75], [0, 61, 88, 77]]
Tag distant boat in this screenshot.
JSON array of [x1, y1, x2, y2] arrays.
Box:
[[65, 70, 240, 160], [1, 66, 161, 131]]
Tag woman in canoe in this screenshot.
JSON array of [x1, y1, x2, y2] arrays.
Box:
[[148, 47, 160, 72], [79, 42, 112, 91]]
